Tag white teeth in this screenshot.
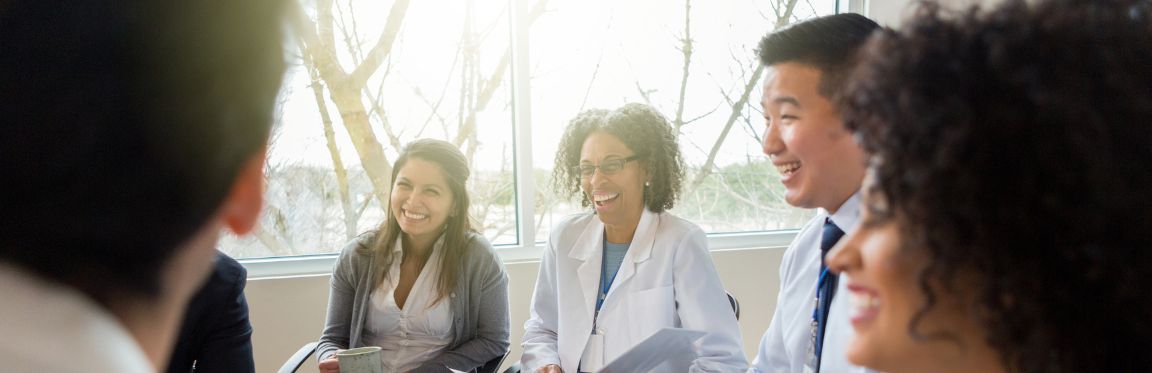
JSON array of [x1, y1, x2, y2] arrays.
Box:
[[593, 193, 619, 202], [776, 162, 801, 175], [851, 292, 880, 313], [403, 210, 428, 220]]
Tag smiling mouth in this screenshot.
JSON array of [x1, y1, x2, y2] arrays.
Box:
[[402, 210, 428, 221], [775, 161, 801, 176], [592, 192, 619, 207], [848, 288, 881, 323]]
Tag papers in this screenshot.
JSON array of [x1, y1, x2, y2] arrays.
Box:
[[594, 328, 707, 373]]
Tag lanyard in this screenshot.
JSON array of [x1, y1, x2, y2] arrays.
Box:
[[592, 249, 619, 331], [811, 267, 831, 322], [808, 266, 833, 371]]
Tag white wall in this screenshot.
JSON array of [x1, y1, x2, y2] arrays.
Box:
[[246, 247, 786, 373]]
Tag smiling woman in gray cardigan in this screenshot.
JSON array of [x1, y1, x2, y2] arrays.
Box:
[[318, 232, 509, 372], [317, 139, 510, 373]]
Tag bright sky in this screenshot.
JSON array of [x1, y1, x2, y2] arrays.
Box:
[[268, 0, 836, 173]]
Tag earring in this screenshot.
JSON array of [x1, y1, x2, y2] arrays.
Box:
[[645, 181, 650, 187]]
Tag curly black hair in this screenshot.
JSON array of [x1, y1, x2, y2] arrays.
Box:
[[552, 103, 685, 212], [841, 0, 1152, 372]]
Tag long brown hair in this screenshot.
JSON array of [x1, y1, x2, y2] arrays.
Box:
[[360, 139, 475, 305]]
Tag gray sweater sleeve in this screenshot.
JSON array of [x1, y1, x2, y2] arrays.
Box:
[[316, 237, 369, 362], [413, 235, 511, 373]]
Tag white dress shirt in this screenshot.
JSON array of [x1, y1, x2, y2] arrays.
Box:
[[749, 192, 875, 373], [0, 262, 153, 373], [364, 238, 454, 373]]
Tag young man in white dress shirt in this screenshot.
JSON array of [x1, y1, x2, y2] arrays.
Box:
[[0, 0, 285, 371], [747, 13, 880, 373]]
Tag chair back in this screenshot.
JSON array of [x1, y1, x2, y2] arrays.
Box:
[[476, 352, 509, 373], [727, 291, 740, 320], [277, 341, 318, 373]]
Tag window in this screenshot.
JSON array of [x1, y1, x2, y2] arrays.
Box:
[[222, 0, 841, 264]]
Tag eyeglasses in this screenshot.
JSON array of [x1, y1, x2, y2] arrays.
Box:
[[575, 156, 640, 177]]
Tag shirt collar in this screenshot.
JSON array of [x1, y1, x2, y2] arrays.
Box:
[[0, 262, 154, 373], [820, 191, 862, 234], [391, 234, 447, 255]]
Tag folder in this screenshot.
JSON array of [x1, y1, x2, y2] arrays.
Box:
[[594, 328, 707, 373]]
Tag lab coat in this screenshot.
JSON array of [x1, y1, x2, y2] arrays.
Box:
[[521, 209, 747, 373]]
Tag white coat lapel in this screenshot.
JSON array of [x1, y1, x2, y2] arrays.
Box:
[[569, 216, 605, 323], [605, 209, 657, 299]]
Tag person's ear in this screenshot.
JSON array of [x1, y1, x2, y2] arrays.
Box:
[[221, 147, 267, 235]]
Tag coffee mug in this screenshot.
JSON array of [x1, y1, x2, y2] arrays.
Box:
[[336, 346, 382, 373]]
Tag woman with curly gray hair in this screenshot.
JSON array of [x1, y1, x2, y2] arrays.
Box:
[[520, 103, 747, 373]]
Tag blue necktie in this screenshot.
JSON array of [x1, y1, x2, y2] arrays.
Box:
[[815, 218, 845, 369]]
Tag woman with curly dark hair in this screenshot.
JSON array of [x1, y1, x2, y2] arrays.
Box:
[[827, 0, 1152, 372], [520, 103, 746, 373]]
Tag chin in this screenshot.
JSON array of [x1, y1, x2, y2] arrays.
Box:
[[783, 192, 811, 209], [845, 337, 884, 371]]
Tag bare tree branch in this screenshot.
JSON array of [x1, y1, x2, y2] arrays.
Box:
[[452, 0, 549, 151], [689, 64, 764, 189], [348, 0, 412, 88], [253, 222, 294, 256], [577, 57, 603, 112], [673, 0, 693, 131], [299, 40, 358, 240], [689, 0, 799, 190], [318, 0, 336, 63], [291, 0, 347, 84], [335, 0, 363, 62], [364, 87, 404, 151], [775, 0, 801, 27], [683, 102, 720, 125], [635, 81, 654, 104]]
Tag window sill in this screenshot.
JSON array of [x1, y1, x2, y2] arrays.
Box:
[[242, 229, 798, 279]]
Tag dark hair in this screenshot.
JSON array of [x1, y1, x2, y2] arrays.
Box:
[[0, 0, 286, 306], [841, 1, 1152, 372], [366, 139, 475, 305], [757, 13, 880, 97], [552, 103, 685, 213]]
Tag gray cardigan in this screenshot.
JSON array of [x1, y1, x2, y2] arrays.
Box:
[[317, 232, 510, 372]]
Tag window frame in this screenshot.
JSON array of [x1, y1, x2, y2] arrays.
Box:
[[242, 0, 866, 277]]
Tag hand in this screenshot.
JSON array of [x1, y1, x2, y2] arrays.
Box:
[[535, 364, 562, 373], [318, 357, 340, 373]]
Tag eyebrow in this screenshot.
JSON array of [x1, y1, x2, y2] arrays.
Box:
[[580, 155, 627, 163], [398, 176, 445, 190], [772, 96, 802, 108]]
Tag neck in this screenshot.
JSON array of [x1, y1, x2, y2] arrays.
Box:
[[117, 221, 221, 370], [910, 353, 1006, 373], [604, 211, 642, 244], [107, 294, 185, 370], [404, 234, 437, 260], [890, 332, 1006, 373], [822, 189, 858, 215]]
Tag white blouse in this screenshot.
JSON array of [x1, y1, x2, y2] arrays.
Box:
[[364, 238, 454, 373]]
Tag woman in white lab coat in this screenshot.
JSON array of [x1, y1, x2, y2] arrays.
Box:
[[521, 103, 746, 373]]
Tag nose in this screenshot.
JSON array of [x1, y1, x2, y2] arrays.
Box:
[[588, 166, 608, 186], [827, 229, 862, 275], [402, 191, 422, 207], [762, 120, 783, 156]]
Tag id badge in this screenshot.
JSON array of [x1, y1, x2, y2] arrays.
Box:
[[579, 331, 605, 373], [804, 322, 819, 373]]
